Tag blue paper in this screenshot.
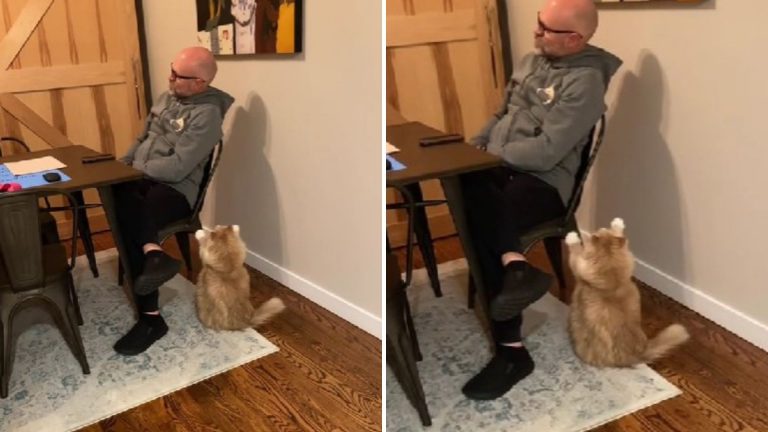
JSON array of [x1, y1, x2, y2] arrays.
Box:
[[386, 155, 406, 171], [0, 164, 71, 189]]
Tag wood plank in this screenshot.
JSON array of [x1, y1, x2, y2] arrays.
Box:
[[474, 0, 505, 115], [385, 52, 399, 110], [0, 62, 126, 93], [0, 0, 54, 70], [389, 46, 445, 131], [431, 43, 464, 135], [0, 92, 74, 147], [387, 10, 477, 48], [112, 0, 147, 135], [449, 39, 492, 134]]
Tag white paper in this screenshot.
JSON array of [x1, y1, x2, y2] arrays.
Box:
[[5, 156, 66, 176], [386, 142, 400, 154]]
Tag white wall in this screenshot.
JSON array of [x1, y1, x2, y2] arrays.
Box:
[[507, 0, 768, 351], [141, 2, 382, 337]]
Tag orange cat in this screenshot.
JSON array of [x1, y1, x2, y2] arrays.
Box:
[[565, 218, 689, 367], [194, 225, 285, 331]]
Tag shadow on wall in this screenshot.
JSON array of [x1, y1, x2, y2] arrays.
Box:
[[210, 92, 284, 267], [595, 0, 716, 11], [592, 50, 688, 284]]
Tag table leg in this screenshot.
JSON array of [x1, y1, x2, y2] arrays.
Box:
[[404, 183, 442, 297], [440, 175, 495, 341], [97, 185, 134, 290], [72, 191, 99, 278]]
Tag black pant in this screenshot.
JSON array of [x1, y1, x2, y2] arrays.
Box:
[[114, 179, 191, 313], [461, 167, 565, 343]]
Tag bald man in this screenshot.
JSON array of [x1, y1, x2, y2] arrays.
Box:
[[114, 46, 234, 355], [460, 0, 621, 399]]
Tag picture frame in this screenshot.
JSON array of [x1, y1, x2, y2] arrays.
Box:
[[195, 0, 303, 55]]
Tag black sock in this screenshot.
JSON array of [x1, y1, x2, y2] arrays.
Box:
[[140, 312, 163, 326], [504, 260, 529, 273], [497, 344, 533, 363], [145, 250, 166, 259]]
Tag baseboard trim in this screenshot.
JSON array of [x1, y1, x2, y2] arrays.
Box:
[[634, 258, 768, 353], [243, 249, 382, 340]]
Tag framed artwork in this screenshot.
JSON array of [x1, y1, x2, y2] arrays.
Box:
[[594, 0, 705, 2], [195, 0, 303, 55]]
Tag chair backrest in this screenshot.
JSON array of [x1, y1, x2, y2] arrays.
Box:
[[386, 184, 416, 287], [189, 139, 224, 219], [563, 114, 606, 219], [0, 136, 31, 157], [0, 189, 78, 293]]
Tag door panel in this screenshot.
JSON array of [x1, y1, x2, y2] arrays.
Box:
[[386, 0, 506, 246], [0, 0, 147, 237]]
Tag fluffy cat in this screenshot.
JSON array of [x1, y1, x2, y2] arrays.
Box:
[[565, 218, 689, 367], [194, 225, 285, 331]]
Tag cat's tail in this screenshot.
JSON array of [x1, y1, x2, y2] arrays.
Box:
[[251, 297, 286, 327], [643, 324, 690, 362]]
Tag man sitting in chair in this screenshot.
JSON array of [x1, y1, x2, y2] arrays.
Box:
[[460, 0, 621, 399], [114, 46, 234, 355]]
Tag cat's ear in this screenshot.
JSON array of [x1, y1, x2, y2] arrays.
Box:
[[232, 224, 240, 234], [195, 229, 207, 241], [610, 217, 625, 236]]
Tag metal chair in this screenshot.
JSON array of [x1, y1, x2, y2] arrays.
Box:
[[0, 188, 89, 398], [118, 139, 224, 284], [386, 184, 431, 426], [386, 184, 444, 298]]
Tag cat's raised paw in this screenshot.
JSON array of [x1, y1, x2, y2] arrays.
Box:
[[565, 231, 581, 245], [611, 218, 625, 234]]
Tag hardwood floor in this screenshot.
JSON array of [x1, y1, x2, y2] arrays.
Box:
[[395, 236, 768, 432], [70, 231, 381, 432]]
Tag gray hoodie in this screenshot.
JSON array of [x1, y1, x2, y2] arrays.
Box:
[[473, 45, 622, 204], [122, 86, 235, 207]]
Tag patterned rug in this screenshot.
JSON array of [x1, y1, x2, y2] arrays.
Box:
[[0, 249, 279, 432], [386, 259, 681, 431]]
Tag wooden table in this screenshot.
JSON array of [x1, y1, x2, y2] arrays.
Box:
[[386, 119, 502, 333], [0, 145, 144, 286]]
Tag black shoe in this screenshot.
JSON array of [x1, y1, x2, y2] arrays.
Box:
[[490, 262, 553, 321], [133, 251, 181, 295], [462, 348, 535, 400], [114, 315, 168, 356]]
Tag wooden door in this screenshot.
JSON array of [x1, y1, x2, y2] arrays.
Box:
[[0, 0, 147, 236], [386, 0, 506, 246]]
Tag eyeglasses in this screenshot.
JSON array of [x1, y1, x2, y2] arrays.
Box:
[[537, 12, 581, 37], [170, 63, 202, 81]]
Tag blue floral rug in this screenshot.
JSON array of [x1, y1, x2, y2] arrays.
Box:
[[386, 259, 681, 431], [0, 249, 278, 432]]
